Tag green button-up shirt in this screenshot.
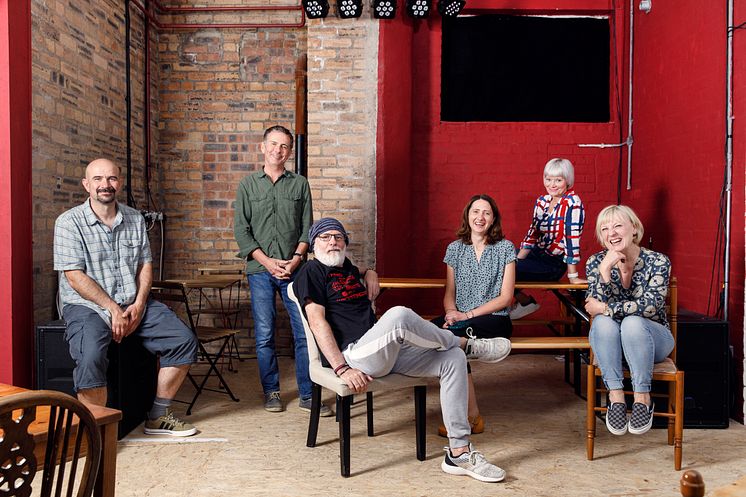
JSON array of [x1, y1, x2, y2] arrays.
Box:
[[234, 169, 313, 274]]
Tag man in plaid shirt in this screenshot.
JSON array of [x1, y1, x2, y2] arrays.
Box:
[[54, 158, 198, 436]]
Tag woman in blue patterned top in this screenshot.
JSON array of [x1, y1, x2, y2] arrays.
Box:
[[584, 205, 673, 437], [511, 158, 586, 319], [432, 194, 514, 437]]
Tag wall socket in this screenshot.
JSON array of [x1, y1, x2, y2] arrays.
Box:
[[141, 211, 164, 222]]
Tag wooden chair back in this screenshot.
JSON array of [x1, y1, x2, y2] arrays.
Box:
[[0, 390, 102, 497]]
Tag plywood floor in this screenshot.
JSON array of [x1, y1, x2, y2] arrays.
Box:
[[116, 355, 746, 497]]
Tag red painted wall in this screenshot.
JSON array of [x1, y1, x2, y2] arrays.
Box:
[[0, 0, 34, 387], [376, 0, 744, 418], [733, 0, 746, 421], [378, 0, 625, 319], [630, 0, 744, 420]]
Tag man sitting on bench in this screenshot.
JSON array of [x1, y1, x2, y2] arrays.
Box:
[[54, 158, 198, 437], [292, 217, 510, 483]]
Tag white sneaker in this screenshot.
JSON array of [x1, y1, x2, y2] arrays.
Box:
[[509, 301, 540, 320], [441, 444, 506, 483], [465, 336, 511, 363]]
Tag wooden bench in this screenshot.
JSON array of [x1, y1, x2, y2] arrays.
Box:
[[378, 277, 590, 394]]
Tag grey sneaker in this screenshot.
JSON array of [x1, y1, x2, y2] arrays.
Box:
[[264, 391, 284, 412], [509, 301, 540, 320], [298, 398, 335, 417], [465, 336, 511, 363], [441, 444, 505, 483], [144, 409, 197, 437]]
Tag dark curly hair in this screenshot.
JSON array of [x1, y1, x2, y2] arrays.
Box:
[[456, 194, 504, 245]]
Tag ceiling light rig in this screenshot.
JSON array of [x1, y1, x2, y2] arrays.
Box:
[[337, 0, 364, 18], [437, 0, 465, 18], [303, 0, 330, 18], [373, 0, 397, 19], [405, 0, 431, 18]]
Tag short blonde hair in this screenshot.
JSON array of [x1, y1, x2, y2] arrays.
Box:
[[595, 205, 644, 246], [543, 158, 575, 188]]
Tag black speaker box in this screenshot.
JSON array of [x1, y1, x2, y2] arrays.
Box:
[[36, 319, 158, 439], [676, 310, 731, 428]]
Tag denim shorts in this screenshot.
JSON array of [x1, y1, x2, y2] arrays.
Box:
[[63, 300, 197, 391]]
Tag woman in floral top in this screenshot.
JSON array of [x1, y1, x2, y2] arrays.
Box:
[[584, 205, 674, 437], [432, 194, 514, 438]]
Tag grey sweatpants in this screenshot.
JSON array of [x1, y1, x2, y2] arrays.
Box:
[[343, 306, 471, 449]]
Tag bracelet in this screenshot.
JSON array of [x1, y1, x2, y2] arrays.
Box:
[[333, 363, 349, 375], [336, 366, 351, 376], [567, 272, 579, 279], [293, 252, 303, 258]]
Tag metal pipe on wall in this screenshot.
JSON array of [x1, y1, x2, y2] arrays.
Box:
[[129, 0, 305, 29], [295, 54, 307, 177], [724, 0, 734, 322]]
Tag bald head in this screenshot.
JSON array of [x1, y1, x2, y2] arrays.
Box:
[[83, 158, 120, 205]]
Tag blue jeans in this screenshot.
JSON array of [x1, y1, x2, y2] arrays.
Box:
[[247, 271, 312, 399], [515, 247, 567, 282], [589, 315, 675, 392]]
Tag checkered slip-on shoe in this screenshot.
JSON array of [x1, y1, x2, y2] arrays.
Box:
[[628, 402, 655, 435], [605, 402, 628, 436]]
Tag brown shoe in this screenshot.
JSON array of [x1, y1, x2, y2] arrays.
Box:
[[438, 414, 485, 437]]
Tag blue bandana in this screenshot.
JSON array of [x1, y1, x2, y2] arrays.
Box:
[[309, 217, 349, 250]]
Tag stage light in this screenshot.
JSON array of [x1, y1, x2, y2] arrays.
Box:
[[336, 0, 363, 18], [303, 0, 330, 18], [373, 0, 397, 19], [437, 0, 464, 17], [405, 0, 430, 18]]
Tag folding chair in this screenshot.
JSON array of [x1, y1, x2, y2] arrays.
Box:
[[151, 281, 240, 415]]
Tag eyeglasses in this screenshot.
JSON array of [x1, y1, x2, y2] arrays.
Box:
[[316, 234, 345, 242]]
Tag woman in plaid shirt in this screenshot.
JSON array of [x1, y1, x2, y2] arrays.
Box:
[[510, 158, 586, 319]]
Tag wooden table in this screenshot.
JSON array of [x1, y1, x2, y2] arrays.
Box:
[[164, 274, 243, 328], [378, 277, 590, 395], [0, 383, 121, 497]]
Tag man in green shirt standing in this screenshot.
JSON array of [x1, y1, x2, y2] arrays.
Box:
[[234, 125, 331, 415]]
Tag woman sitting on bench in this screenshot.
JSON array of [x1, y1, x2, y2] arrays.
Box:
[[584, 205, 673, 436], [511, 158, 586, 320], [432, 194, 514, 437]]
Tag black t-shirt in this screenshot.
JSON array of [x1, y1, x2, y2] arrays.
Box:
[[293, 258, 376, 357]]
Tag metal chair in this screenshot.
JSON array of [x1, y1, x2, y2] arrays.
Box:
[[0, 390, 102, 497], [586, 277, 684, 469], [151, 280, 240, 414], [287, 282, 428, 477]]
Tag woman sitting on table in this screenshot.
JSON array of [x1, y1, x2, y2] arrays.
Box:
[[584, 205, 673, 436], [511, 158, 586, 320], [432, 194, 514, 437]]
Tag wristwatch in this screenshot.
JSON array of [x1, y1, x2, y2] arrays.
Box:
[[603, 304, 612, 317]]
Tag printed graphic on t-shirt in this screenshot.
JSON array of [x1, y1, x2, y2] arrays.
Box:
[[328, 270, 368, 302]]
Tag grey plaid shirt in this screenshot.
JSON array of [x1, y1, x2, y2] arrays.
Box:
[[54, 200, 151, 325]]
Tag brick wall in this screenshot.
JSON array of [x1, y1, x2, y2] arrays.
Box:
[[31, 0, 152, 325], [156, 17, 308, 354], [306, 17, 379, 268]]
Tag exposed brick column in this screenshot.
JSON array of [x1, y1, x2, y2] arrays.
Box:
[[306, 17, 379, 269]]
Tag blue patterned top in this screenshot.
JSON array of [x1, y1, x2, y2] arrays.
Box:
[[585, 247, 670, 328], [444, 239, 516, 316]]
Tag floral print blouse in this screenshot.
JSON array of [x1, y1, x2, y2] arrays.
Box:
[[585, 247, 671, 329]]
